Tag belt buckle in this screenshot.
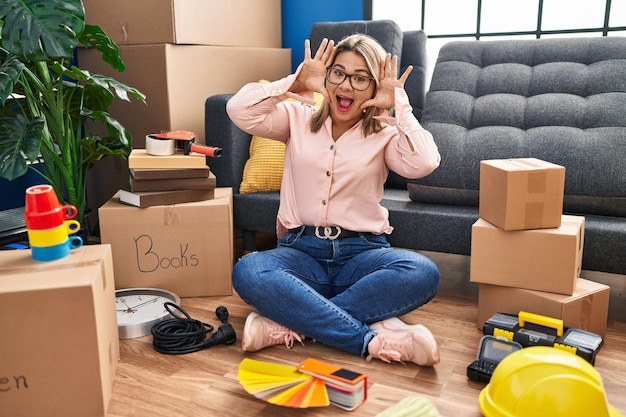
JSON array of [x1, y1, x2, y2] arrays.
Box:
[[315, 226, 341, 240]]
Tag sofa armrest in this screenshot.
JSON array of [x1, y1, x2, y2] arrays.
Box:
[[401, 30, 428, 121], [204, 94, 252, 194]]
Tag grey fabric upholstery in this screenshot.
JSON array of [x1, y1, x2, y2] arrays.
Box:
[[409, 37, 626, 218], [205, 33, 626, 276], [309, 19, 404, 65]]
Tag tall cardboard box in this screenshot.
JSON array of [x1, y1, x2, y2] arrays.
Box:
[[83, 0, 282, 47], [477, 278, 610, 337], [98, 188, 233, 297], [0, 245, 119, 417], [470, 215, 585, 295], [77, 44, 291, 146], [480, 158, 565, 230]]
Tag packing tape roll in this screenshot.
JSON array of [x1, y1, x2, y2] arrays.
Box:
[[146, 135, 175, 156]]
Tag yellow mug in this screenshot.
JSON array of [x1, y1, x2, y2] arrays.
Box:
[[27, 220, 81, 247]]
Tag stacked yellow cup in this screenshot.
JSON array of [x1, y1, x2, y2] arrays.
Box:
[[24, 185, 83, 262]]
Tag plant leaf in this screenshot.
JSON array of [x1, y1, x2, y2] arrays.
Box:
[[0, 52, 24, 104], [0, 113, 43, 180], [60, 65, 146, 103], [79, 110, 132, 171], [0, 0, 84, 60], [81, 108, 132, 153], [78, 24, 125, 72]]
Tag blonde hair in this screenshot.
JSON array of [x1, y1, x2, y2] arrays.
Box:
[[310, 34, 387, 136]]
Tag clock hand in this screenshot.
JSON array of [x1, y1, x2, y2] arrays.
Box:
[[129, 297, 160, 310], [116, 300, 136, 313]]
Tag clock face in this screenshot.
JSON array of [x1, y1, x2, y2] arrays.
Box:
[[115, 288, 180, 339]]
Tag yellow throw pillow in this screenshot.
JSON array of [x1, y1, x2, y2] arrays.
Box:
[[239, 84, 323, 194], [239, 136, 286, 194]]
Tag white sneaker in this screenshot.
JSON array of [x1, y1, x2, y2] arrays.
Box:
[[367, 317, 440, 366], [241, 312, 305, 352]]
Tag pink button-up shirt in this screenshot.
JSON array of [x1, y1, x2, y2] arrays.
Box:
[[226, 70, 440, 238]]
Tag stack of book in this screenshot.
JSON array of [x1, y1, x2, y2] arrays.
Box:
[[119, 149, 215, 207], [237, 357, 367, 411]]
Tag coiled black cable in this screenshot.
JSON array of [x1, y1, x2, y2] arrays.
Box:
[[151, 302, 236, 354]]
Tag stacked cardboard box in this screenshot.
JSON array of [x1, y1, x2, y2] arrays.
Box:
[[79, 0, 291, 146], [99, 188, 233, 297], [0, 245, 119, 417], [470, 158, 610, 336]]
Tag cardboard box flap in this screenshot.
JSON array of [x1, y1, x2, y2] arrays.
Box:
[[0, 245, 113, 291], [484, 157, 564, 171]]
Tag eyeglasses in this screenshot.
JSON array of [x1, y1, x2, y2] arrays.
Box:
[[325, 67, 374, 91]]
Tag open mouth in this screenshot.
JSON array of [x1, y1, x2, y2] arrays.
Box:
[[336, 96, 354, 112]]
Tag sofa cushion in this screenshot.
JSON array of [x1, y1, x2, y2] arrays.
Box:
[[309, 20, 403, 65], [239, 135, 286, 194], [239, 88, 324, 194], [409, 37, 626, 217], [407, 183, 479, 206]]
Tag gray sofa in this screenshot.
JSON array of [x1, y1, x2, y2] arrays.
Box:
[[205, 29, 626, 276]]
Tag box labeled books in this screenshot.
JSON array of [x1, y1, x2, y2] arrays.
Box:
[[99, 188, 233, 297]]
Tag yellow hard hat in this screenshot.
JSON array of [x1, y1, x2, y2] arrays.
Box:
[[479, 346, 623, 417]]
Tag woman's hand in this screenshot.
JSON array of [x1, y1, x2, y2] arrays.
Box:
[[290, 38, 336, 103], [361, 53, 412, 112]]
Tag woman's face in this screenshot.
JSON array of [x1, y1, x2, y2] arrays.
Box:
[[326, 50, 376, 129]]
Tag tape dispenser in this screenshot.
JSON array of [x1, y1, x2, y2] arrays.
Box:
[[146, 130, 222, 157]]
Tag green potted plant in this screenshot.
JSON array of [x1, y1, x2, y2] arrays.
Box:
[[0, 0, 145, 229]]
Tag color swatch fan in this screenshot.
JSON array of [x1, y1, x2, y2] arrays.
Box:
[[237, 358, 329, 408], [238, 357, 367, 410]]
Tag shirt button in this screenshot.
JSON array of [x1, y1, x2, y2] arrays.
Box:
[[322, 200, 327, 205], [330, 145, 334, 150], [326, 171, 331, 176]]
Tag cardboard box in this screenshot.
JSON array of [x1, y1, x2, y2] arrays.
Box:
[[83, 0, 282, 47], [77, 44, 291, 146], [98, 188, 233, 297], [0, 245, 119, 417], [477, 278, 610, 337], [480, 158, 565, 230], [470, 215, 585, 295]]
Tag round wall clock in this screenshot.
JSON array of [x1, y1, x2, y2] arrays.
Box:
[[115, 288, 180, 339]]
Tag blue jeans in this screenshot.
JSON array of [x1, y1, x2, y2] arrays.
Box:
[[232, 229, 440, 358]]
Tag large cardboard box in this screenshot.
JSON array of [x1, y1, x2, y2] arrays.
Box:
[[0, 245, 119, 417], [77, 44, 291, 146], [470, 215, 585, 295], [83, 0, 282, 47], [98, 188, 233, 297], [477, 278, 610, 337], [480, 158, 565, 230]]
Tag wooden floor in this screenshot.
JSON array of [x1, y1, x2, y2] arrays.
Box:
[[106, 233, 626, 417]]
